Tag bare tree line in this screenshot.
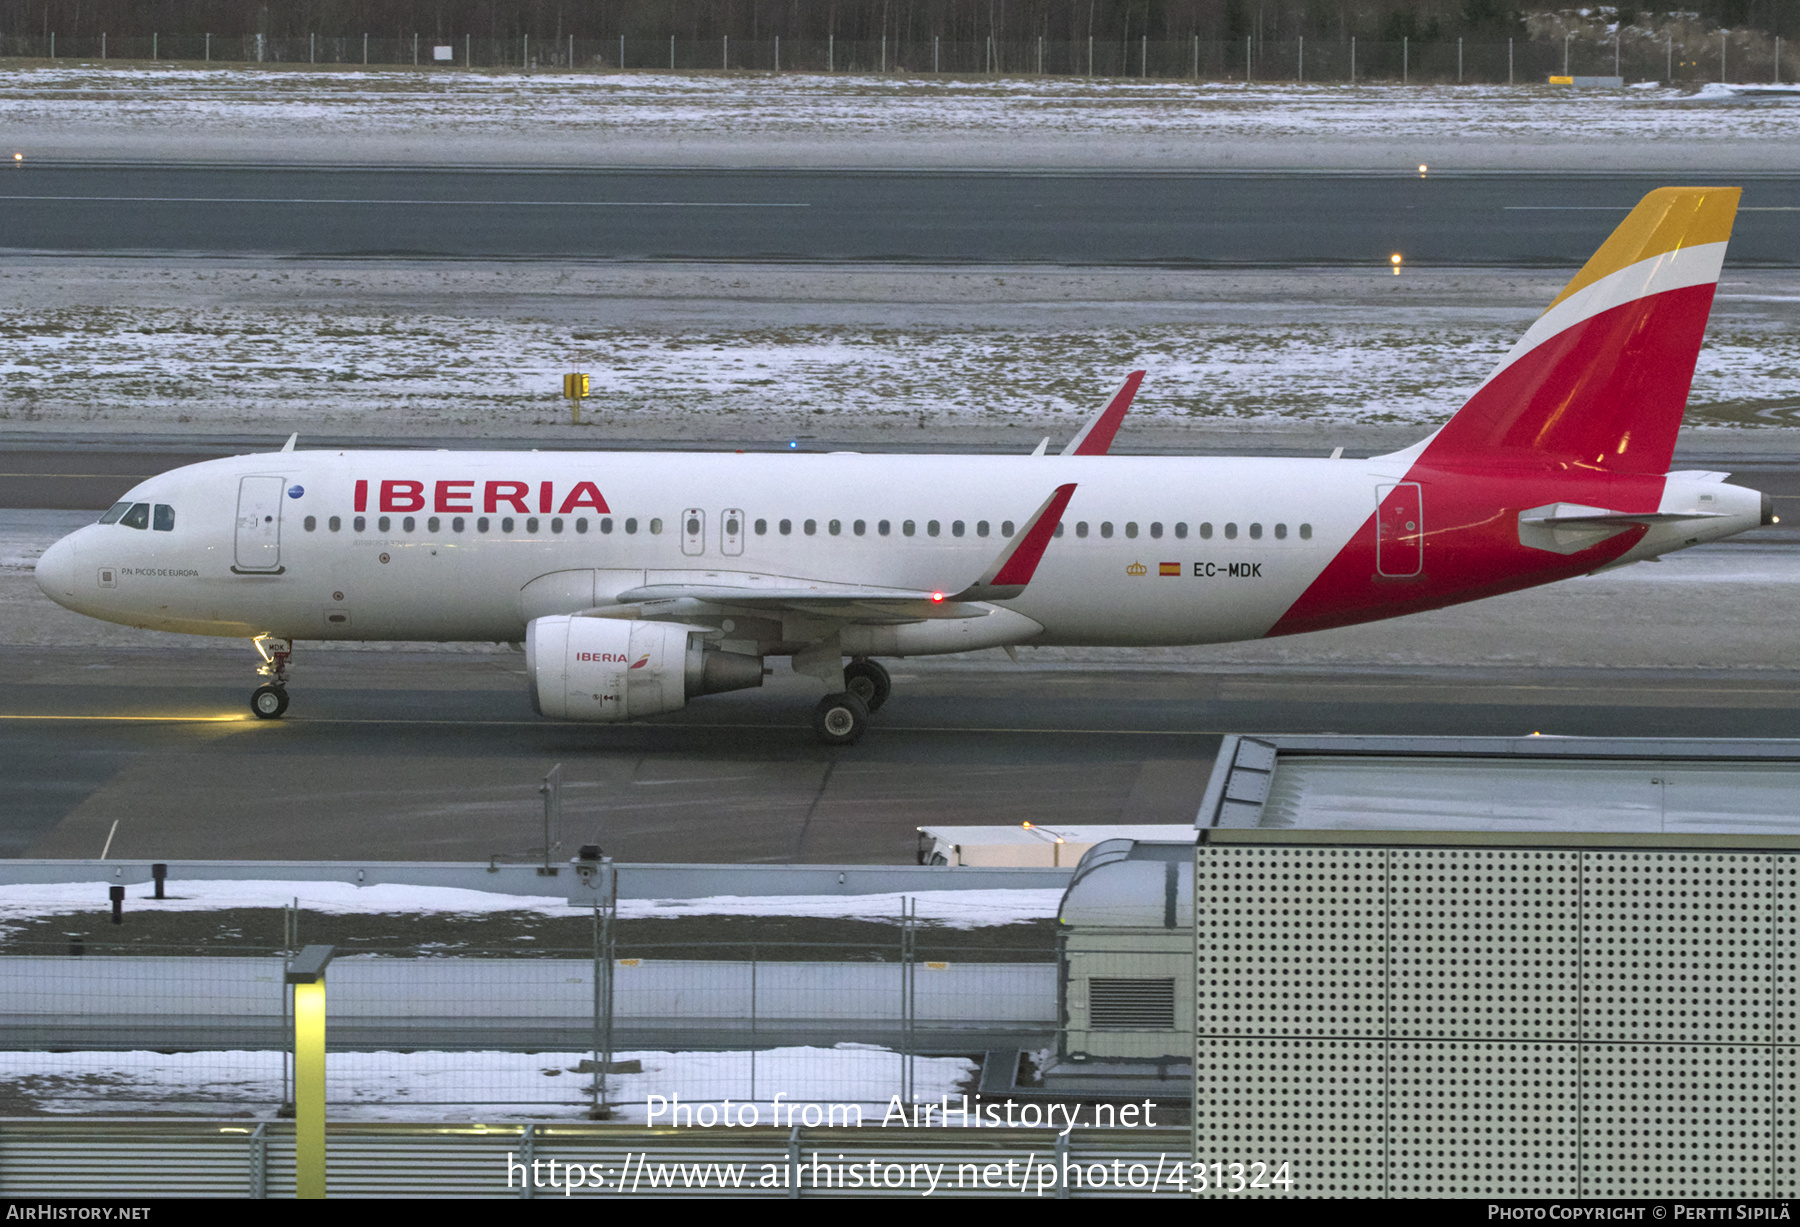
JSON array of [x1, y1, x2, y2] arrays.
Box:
[[2, 2, 1793, 44]]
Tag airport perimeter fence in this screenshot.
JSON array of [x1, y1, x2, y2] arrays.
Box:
[[0, 926, 1064, 1121], [0, 32, 1791, 85]]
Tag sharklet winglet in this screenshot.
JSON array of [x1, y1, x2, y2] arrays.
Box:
[[950, 483, 1077, 602], [1060, 371, 1145, 456]]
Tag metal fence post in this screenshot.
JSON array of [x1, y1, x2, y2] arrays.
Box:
[[1509, 37, 1513, 85], [539, 763, 562, 874], [591, 903, 603, 1119], [749, 942, 758, 1102], [249, 1122, 268, 1198], [1351, 36, 1356, 83], [1054, 1128, 1071, 1199], [569, 33, 574, 68], [603, 860, 615, 1116], [900, 897, 916, 1104], [1193, 34, 1198, 80], [518, 1123, 536, 1199], [1458, 36, 1463, 82], [788, 1125, 802, 1198], [1299, 35, 1304, 83], [774, 35, 779, 72], [723, 34, 728, 70], [1141, 33, 1147, 77], [830, 33, 835, 72], [1088, 35, 1093, 77], [1245, 34, 1251, 82], [1404, 35, 1409, 83]]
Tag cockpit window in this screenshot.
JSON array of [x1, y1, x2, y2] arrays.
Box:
[[99, 502, 130, 525], [153, 504, 175, 532], [119, 503, 150, 529]]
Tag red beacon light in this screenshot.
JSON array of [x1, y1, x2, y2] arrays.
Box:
[[930, 591, 945, 602]]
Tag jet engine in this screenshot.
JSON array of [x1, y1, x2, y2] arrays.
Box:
[[526, 615, 764, 720]]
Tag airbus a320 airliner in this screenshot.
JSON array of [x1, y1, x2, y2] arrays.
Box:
[[35, 187, 1771, 744]]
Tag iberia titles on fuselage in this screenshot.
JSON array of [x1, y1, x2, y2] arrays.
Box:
[[33, 188, 1774, 744]]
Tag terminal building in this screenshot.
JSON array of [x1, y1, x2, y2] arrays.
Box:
[[1051, 733, 1800, 1198]]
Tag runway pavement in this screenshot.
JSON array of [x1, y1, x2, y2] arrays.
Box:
[[4, 165, 1797, 264], [7, 644, 1800, 864]]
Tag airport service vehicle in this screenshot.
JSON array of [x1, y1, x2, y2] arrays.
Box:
[[916, 824, 1197, 867], [36, 187, 1771, 745]]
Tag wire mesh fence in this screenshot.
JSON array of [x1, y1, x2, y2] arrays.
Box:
[[0, 922, 1058, 1120], [0, 33, 1791, 85]]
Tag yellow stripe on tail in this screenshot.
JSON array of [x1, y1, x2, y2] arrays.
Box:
[[1543, 186, 1741, 313]]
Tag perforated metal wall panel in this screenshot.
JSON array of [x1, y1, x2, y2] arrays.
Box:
[[1194, 846, 1387, 1038], [1194, 1037, 1387, 1197], [1194, 844, 1800, 1198], [1389, 849, 1579, 1041], [1582, 852, 1771, 1044], [1388, 1041, 1578, 1198]]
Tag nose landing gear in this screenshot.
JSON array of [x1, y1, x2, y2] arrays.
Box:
[[250, 636, 292, 720]]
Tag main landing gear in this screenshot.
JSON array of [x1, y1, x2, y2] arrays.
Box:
[[250, 636, 292, 720], [842, 658, 891, 712], [810, 659, 892, 746]]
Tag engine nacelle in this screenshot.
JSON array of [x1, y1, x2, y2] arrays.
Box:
[[526, 616, 764, 721]]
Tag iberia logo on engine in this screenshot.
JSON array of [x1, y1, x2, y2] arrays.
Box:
[[577, 652, 631, 663]]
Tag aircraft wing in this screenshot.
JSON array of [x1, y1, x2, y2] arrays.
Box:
[[611, 582, 986, 621], [610, 482, 1077, 619], [1060, 371, 1144, 456]]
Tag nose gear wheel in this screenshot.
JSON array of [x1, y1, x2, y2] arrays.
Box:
[[251, 684, 289, 719]]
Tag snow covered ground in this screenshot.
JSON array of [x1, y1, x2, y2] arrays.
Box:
[[3, 67, 1796, 169], [0, 876, 1064, 933], [0, 262, 1794, 443], [0, 1045, 975, 1121]]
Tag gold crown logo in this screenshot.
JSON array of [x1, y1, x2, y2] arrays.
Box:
[[1126, 561, 1147, 577]]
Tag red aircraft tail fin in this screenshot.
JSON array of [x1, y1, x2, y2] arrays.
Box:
[[1419, 186, 1739, 476]]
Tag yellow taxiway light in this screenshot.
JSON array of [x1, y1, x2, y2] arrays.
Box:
[[1391, 253, 1404, 275], [1418, 163, 1428, 176]]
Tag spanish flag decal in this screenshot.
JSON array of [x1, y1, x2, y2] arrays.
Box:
[[1159, 562, 1181, 576]]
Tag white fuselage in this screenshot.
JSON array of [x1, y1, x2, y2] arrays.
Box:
[[34, 449, 1765, 655]]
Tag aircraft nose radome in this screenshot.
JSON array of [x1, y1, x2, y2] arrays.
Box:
[[34, 533, 76, 602]]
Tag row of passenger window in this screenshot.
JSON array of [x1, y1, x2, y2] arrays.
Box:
[[303, 512, 1314, 542], [307, 515, 664, 535], [752, 518, 1313, 541], [99, 501, 175, 531]]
